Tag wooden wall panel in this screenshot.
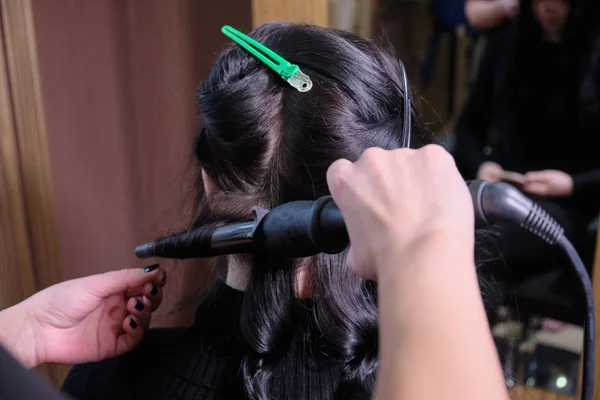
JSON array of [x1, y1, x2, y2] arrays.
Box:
[[0, 0, 38, 313], [32, 0, 251, 328], [1, 0, 62, 293], [0, 0, 64, 386], [252, 0, 328, 27]]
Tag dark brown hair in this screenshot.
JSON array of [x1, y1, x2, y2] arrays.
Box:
[[193, 21, 431, 399]]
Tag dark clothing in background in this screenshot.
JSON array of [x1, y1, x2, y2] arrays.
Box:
[[574, 168, 600, 201], [454, 24, 599, 221], [453, 20, 599, 310], [0, 346, 68, 400], [62, 282, 342, 400]]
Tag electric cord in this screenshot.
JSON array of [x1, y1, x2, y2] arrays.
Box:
[[468, 180, 594, 400], [557, 235, 595, 400]]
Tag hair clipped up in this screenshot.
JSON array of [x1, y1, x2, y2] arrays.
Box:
[[193, 21, 431, 399]]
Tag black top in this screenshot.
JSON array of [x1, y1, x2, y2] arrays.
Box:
[[0, 346, 68, 400], [61, 282, 343, 400], [573, 168, 600, 206], [454, 24, 600, 219]]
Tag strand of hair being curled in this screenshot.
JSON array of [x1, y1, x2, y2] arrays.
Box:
[[313, 252, 379, 399]]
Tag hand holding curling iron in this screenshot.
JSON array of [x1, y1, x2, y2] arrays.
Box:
[[327, 145, 474, 281]]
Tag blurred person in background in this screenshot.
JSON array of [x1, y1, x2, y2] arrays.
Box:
[[453, 0, 599, 284], [523, 3, 600, 204]]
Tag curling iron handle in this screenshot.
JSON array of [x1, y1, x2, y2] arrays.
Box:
[[303, 180, 534, 246], [258, 197, 348, 257], [261, 180, 504, 256]]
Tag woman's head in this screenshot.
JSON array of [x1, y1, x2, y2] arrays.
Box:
[[192, 22, 431, 399], [195, 22, 428, 209], [532, 0, 572, 41]]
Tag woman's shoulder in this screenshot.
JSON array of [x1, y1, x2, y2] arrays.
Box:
[[61, 325, 242, 400]]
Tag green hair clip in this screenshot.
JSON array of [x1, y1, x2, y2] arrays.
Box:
[[221, 25, 313, 93]]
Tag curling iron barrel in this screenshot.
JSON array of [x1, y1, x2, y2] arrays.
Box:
[[135, 197, 349, 259]]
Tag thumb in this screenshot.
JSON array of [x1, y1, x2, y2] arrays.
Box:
[[86, 265, 161, 299], [326, 158, 353, 209]]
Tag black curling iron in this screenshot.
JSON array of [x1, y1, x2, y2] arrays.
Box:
[[135, 180, 567, 259], [135, 180, 595, 400]]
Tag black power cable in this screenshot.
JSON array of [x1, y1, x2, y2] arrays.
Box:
[[468, 180, 594, 400], [557, 236, 595, 400]]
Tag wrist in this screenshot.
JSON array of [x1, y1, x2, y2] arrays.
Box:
[[0, 302, 42, 368], [375, 230, 474, 279], [375, 231, 477, 325]]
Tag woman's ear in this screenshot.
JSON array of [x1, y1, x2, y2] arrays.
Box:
[[201, 169, 218, 199]]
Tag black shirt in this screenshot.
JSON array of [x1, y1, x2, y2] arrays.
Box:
[[62, 282, 343, 400], [454, 25, 599, 219], [0, 346, 68, 400]]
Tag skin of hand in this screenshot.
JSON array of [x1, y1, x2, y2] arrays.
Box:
[[523, 169, 574, 197], [477, 161, 504, 182], [327, 145, 474, 281], [0, 265, 166, 368], [326, 146, 508, 400], [465, 0, 518, 30]]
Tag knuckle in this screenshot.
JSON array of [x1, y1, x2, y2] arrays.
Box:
[[360, 147, 389, 174], [422, 144, 454, 166], [422, 143, 447, 158], [328, 159, 352, 191]]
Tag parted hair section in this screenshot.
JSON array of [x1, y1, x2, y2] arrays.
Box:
[[192, 21, 432, 399]]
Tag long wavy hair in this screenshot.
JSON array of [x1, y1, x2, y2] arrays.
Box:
[[192, 22, 431, 399]]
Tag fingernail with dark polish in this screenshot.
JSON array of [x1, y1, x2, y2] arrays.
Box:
[[135, 299, 144, 311], [150, 284, 158, 296], [143, 264, 159, 273], [129, 318, 137, 329]]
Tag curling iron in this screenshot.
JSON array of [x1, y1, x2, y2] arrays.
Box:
[[136, 180, 566, 259], [135, 180, 595, 400]]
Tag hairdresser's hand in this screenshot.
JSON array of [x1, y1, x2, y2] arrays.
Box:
[[327, 146, 474, 281], [329, 147, 507, 400], [0, 265, 166, 368], [523, 169, 574, 197], [477, 161, 503, 182]]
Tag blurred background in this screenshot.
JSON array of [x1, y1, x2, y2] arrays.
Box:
[[0, 0, 598, 398]]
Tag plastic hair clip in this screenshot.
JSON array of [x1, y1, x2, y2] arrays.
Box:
[[221, 25, 312, 93]]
